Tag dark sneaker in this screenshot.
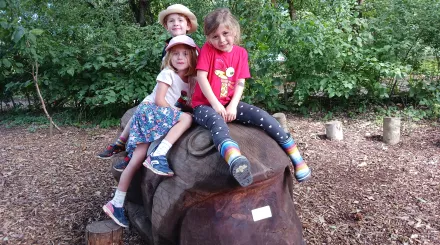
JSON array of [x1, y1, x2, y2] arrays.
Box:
[[97, 144, 125, 159], [230, 156, 253, 187], [113, 156, 130, 172], [143, 155, 174, 177], [102, 201, 129, 228]]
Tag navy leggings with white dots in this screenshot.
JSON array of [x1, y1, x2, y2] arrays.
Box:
[[193, 101, 289, 148]]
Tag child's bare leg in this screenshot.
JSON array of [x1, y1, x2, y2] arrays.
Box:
[[117, 142, 149, 191], [145, 113, 192, 176], [120, 117, 132, 139], [163, 113, 192, 144], [103, 142, 149, 227]]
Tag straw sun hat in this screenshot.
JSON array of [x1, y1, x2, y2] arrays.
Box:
[[158, 4, 198, 34]]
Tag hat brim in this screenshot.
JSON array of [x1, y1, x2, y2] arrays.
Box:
[[158, 8, 198, 34]]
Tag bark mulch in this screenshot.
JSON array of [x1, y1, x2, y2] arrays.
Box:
[[0, 115, 439, 244]]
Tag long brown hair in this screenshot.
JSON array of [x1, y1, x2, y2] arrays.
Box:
[[161, 44, 198, 77], [161, 44, 198, 106], [203, 8, 241, 44]]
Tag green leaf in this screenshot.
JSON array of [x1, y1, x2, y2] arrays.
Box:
[[2, 59, 11, 68], [97, 56, 105, 62], [28, 33, 36, 44], [67, 68, 75, 76], [30, 29, 44, 36], [12, 27, 25, 43], [0, 0, 5, 9], [0, 21, 8, 29]]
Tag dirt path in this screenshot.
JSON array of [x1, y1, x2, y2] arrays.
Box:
[[0, 116, 439, 244]]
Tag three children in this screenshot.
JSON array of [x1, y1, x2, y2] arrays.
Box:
[[100, 5, 312, 228]]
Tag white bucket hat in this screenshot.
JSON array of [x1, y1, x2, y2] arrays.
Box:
[[165, 35, 200, 53], [158, 4, 198, 34]]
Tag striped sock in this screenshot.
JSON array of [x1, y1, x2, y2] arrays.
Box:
[[115, 136, 127, 148], [280, 137, 311, 182], [219, 140, 242, 165]]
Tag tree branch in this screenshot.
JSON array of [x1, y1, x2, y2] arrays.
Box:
[[32, 62, 62, 133]]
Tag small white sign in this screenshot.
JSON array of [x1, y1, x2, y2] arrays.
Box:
[[251, 205, 272, 222]]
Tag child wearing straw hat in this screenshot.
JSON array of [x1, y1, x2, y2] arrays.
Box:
[[97, 4, 198, 168]]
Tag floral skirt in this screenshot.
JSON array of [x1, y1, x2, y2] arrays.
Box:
[[126, 102, 182, 157]]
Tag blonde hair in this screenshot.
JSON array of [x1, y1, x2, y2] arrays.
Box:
[[203, 8, 241, 44], [161, 44, 198, 105]]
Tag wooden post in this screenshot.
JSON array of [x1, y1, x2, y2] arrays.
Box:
[[325, 121, 343, 141], [86, 220, 123, 245], [383, 117, 400, 145], [273, 113, 288, 133]]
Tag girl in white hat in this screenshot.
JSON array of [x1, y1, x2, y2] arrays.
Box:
[[103, 36, 200, 227]]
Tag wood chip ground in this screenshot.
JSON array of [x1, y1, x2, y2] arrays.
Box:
[[1, 115, 439, 244]]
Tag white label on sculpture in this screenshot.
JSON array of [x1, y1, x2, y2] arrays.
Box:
[[252, 205, 272, 222]]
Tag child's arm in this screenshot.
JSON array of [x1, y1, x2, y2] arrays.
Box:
[[225, 79, 245, 122], [154, 81, 172, 108], [197, 70, 227, 119]]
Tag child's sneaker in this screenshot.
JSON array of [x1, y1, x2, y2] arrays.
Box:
[[97, 144, 125, 159], [102, 201, 129, 228], [113, 156, 130, 172], [230, 156, 253, 187], [143, 155, 174, 176]]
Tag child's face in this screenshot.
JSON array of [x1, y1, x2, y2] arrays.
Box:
[[170, 45, 191, 72], [165, 14, 191, 37], [208, 24, 236, 52]]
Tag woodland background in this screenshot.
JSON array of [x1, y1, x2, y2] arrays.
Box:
[[1, 0, 439, 125]]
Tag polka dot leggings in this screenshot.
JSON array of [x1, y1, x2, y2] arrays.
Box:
[[193, 101, 289, 148], [193, 101, 311, 182]]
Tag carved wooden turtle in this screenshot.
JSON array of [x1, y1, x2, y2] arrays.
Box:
[[111, 108, 306, 245]]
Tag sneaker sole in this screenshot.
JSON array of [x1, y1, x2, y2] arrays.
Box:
[[143, 158, 174, 177], [97, 155, 114, 160], [230, 157, 253, 187], [112, 166, 124, 172], [296, 169, 312, 183], [102, 205, 128, 228]]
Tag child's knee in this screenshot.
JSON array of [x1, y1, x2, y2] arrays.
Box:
[[180, 113, 193, 125]]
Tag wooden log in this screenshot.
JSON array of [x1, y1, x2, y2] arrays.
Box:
[[383, 117, 400, 145], [85, 220, 123, 245], [272, 112, 288, 132], [325, 121, 343, 141]]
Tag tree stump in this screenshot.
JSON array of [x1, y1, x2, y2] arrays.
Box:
[[383, 117, 400, 145], [325, 121, 343, 141], [86, 220, 123, 245], [273, 112, 288, 132], [111, 108, 306, 245]]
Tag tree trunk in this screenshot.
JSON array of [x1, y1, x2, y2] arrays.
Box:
[[325, 121, 344, 141], [129, 0, 153, 26], [357, 0, 364, 17], [383, 117, 400, 145], [85, 220, 123, 245], [288, 0, 297, 20]]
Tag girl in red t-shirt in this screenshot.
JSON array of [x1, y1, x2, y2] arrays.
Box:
[[192, 8, 311, 187]]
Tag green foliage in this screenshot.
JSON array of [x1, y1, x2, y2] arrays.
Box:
[[1, 0, 439, 122]]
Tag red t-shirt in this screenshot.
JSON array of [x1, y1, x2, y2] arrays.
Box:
[[191, 42, 251, 108]]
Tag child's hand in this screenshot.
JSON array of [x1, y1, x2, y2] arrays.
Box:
[[225, 104, 237, 122], [213, 102, 227, 120]]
